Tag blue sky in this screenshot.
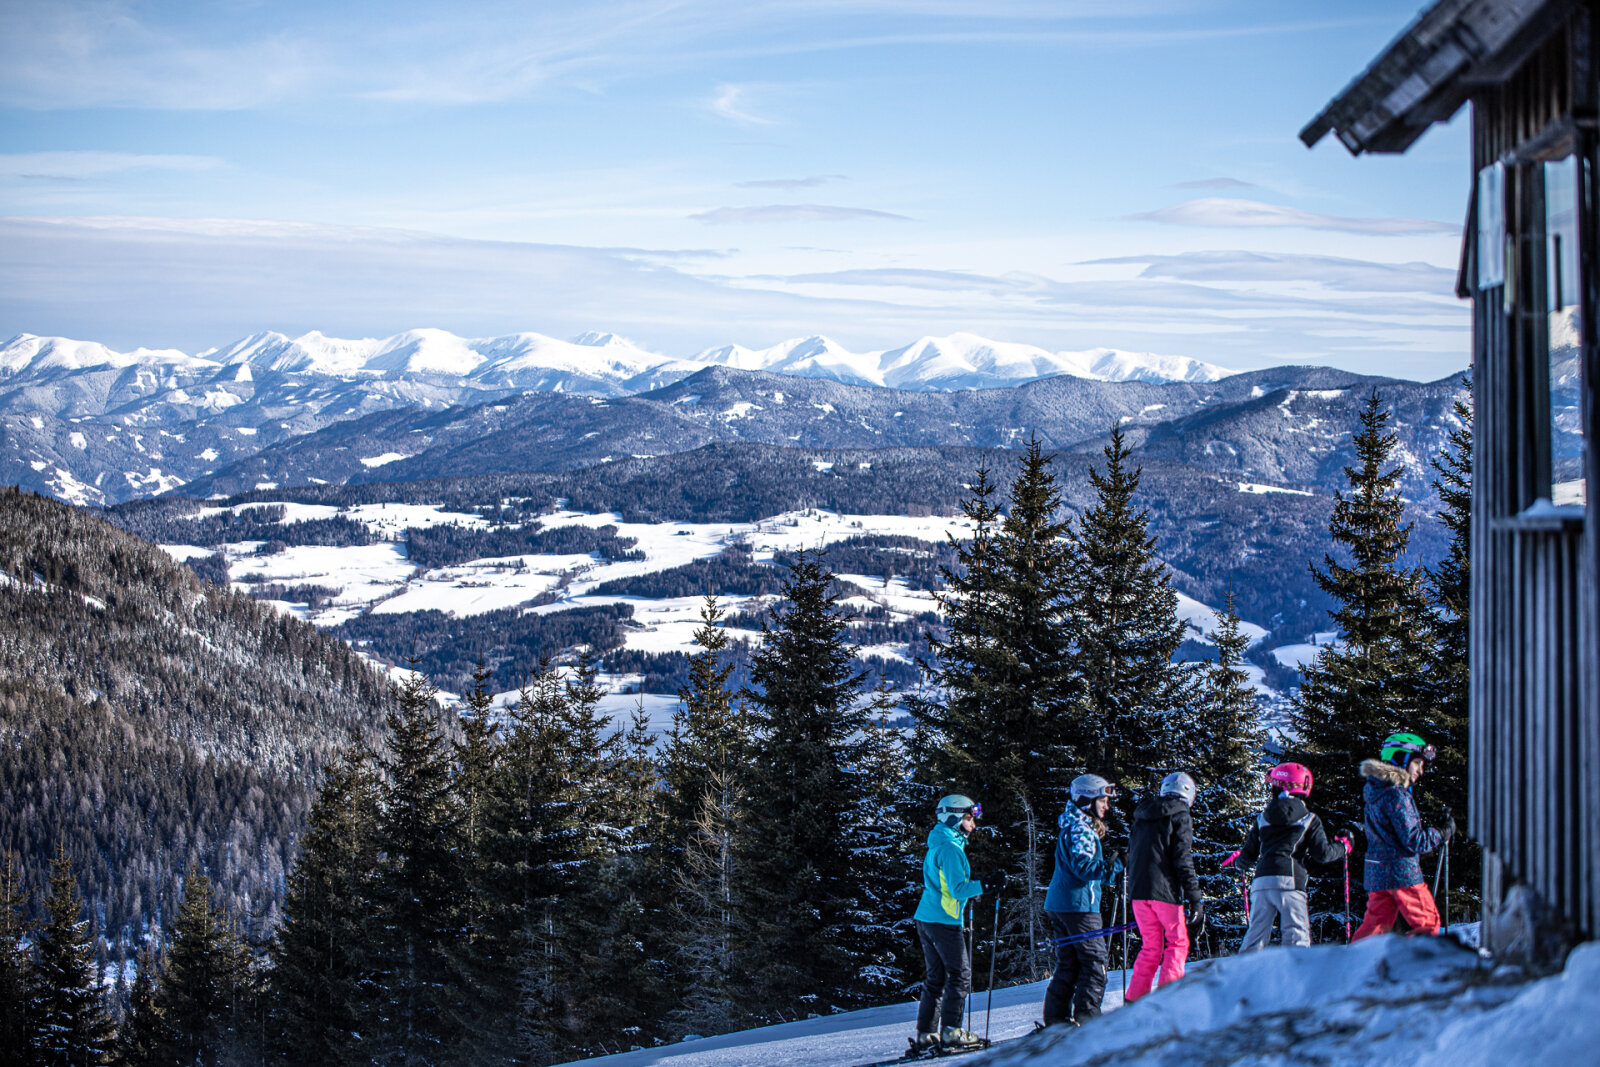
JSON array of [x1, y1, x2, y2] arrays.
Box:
[[0, 1, 1472, 379]]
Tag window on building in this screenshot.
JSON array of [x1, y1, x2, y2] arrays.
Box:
[[1545, 156, 1585, 507]]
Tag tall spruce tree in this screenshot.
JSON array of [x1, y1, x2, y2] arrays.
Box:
[[1186, 592, 1267, 950], [33, 847, 113, 1067], [0, 851, 36, 1066], [662, 596, 749, 844], [369, 669, 464, 1065], [1069, 423, 1198, 807], [911, 448, 1077, 976], [153, 869, 258, 1067], [1424, 385, 1476, 906], [1294, 389, 1434, 913], [267, 752, 382, 1066], [733, 549, 871, 1019], [115, 942, 164, 1067], [847, 680, 918, 1003]]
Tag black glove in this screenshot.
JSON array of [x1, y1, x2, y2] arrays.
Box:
[[1187, 899, 1206, 935], [1342, 826, 1362, 844], [1439, 813, 1456, 844], [991, 869, 1009, 892]]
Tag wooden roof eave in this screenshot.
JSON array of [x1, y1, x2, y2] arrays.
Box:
[[1300, 0, 1578, 156]]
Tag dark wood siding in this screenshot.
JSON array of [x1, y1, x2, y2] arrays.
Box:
[[1469, 4, 1600, 941]]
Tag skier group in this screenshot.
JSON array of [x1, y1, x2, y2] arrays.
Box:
[[911, 732, 1455, 1052]]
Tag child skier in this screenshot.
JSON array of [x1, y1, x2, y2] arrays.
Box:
[[1352, 732, 1454, 940], [1236, 762, 1347, 951], [1125, 772, 1204, 1001], [1042, 774, 1123, 1027], [912, 794, 985, 1050]]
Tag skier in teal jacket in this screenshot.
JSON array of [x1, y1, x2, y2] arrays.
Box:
[[912, 795, 986, 1050]]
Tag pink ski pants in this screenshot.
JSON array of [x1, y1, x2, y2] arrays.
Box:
[[1125, 899, 1190, 1002]]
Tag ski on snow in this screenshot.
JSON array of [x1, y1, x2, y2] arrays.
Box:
[[850, 1037, 1003, 1067]]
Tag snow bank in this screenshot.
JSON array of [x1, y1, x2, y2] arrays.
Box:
[[560, 937, 1599, 1067], [980, 936, 1591, 1067]]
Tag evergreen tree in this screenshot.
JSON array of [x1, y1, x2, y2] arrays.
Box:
[[1069, 423, 1199, 805], [0, 851, 36, 1066], [369, 669, 464, 1065], [846, 680, 918, 1002], [267, 752, 382, 1066], [153, 869, 257, 1067], [444, 663, 510, 1066], [1424, 385, 1476, 907], [733, 550, 871, 1019], [1294, 389, 1434, 902], [1186, 592, 1266, 950], [911, 448, 1077, 978], [33, 846, 113, 1067], [660, 594, 752, 1036], [114, 942, 164, 1067]]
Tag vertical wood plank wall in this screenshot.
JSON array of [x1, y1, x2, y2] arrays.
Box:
[[1469, 8, 1600, 943]]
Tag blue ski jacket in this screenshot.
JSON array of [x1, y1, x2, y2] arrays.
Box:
[[914, 822, 984, 926], [1045, 803, 1121, 914], [1361, 759, 1442, 891]]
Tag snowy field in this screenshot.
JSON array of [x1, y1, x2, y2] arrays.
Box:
[[159, 500, 1287, 717], [562, 933, 1600, 1067]]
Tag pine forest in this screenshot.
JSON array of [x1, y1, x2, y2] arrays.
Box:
[[0, 390, 1477, 1065]]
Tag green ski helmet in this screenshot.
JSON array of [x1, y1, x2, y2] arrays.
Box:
[[935, 794, 981, 829], [1380, 732, 1437, 768]]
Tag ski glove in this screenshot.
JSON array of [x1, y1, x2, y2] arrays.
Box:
[[991, 869, 1010, 892], [1186, 899, 1206, 936], [1439, 813, 1456, 845], [1106, 858, 1124, 884]]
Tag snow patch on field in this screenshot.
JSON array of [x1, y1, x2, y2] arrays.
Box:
[[1237, 481, 1312, 497], [1176, 592, 1266, 646], [360, 452, 411, 468]]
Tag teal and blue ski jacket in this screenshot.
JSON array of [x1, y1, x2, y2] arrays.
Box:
[[1045, 803, 1121, 914], [914, 822, 984, 926]]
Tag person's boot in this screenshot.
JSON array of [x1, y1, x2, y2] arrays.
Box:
[[939, 1025, 984, 1048], [912, 1030, 941, 1050]]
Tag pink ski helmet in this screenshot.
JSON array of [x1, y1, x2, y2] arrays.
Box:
[[1266, 762, 1313, 797]]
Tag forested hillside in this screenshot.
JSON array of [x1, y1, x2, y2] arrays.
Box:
[[0, 488, 394, 952]]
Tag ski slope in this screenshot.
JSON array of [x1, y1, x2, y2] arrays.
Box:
[[561, 932, 1600, 1067]]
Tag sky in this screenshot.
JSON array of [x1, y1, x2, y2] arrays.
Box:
[[0, 1, 1474, 380]]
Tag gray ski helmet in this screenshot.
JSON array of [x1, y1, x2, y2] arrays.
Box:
[[935, 794, 981, 829], [1159, 771, 1198, 806], [1070, 774, 1117, 806]]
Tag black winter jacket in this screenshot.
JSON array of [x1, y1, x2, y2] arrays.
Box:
[[1127, 796, 1202, 905], [1236, 794, 1345, 892]]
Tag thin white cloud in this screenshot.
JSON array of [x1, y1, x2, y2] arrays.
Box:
[[690, 204, 912, 224], [0, 215, 1469, 379], [0, 151, 225, 180], [709, 84, 773, 125], [736, 175, 849, 189], [1091, 250, 1456, 293], [1173, 177, 1256, 190], [1130, 197, 1458, 236]]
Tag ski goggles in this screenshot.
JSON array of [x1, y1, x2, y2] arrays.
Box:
[[1403, 744, 1438, 762], [952, 802, 981, 820]]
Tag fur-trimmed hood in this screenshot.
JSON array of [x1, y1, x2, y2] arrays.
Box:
[[1361, 758, 1411, 788]]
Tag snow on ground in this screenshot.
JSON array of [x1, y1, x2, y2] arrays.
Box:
[[1271, 643, 1321, 669], [1175, 592, 1266, 646], [563, 935, 1600, 1067], [1237, 481, 1313, 497]]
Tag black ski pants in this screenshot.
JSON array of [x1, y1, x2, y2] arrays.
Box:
[[915, 919, 970, 1032], [1042, 910, 1108, 1025]]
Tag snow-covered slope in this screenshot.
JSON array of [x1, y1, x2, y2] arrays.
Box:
[[559, 934, 1599, 1067]]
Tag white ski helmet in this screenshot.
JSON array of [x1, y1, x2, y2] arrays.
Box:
[[935, 794, 981, 829], [1159, 771, 1197, 806], [1070, 774, 1117, 806]]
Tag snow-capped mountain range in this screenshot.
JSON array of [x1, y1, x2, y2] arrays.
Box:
[[0, 327, 1231, 396]]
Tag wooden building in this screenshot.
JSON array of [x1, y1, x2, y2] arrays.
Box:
[[1303, 0, 1598, 946]]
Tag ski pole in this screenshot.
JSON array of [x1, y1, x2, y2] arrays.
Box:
[[1338, 835, 1352, 942], [965, 903, 974, 1033], [985, 876, 1003, 1042], [1119, 871, 1128, 1000], [1433, 838, 1450, 931]]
